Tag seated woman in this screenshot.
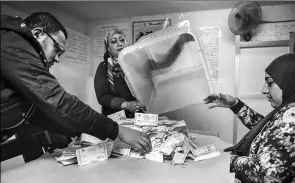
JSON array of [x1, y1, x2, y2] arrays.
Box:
[[204, 53, 295, 183], [94, 29, 146, 118]]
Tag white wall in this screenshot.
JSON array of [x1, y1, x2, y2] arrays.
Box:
[[88, 4, 295, 143]]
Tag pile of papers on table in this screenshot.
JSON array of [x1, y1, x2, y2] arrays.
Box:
[[52, 110, 220, 167]]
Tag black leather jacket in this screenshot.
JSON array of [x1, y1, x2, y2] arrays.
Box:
[[0, 15, 118, 143]]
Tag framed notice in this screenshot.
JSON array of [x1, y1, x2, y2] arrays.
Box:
[[132, 19, 171, 43]]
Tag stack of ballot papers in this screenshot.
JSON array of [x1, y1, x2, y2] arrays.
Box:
[[52, 134, 114, 166], [52, 110, 220, 167]]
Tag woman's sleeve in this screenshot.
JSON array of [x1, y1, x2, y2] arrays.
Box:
[[230, 99, 264, 130]]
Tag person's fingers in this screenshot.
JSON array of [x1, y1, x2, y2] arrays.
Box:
[[141, 132, 149, 139], [203, 96, 210, 101], [138, 138, 150, 152], [208, 103, 218, 109], [140, 135, 152, 151], [204, 94, 222, 104], [138, 106, 146, 112], [136, 103, 144, 109], [204, 99, 215, 104], [220, 93, 227, 100], [132, 142, 144, 153], [137, 102, 145, 107], [134, 103, 146, 112], [203, 93, 218, 101]]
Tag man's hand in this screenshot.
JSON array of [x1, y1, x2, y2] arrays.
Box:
[[117, 125, 152, 153]]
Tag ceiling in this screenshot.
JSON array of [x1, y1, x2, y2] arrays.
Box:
[[3, 1, 294, 22]]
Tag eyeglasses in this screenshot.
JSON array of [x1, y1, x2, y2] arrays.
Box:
[[45, 32, 65, 57]]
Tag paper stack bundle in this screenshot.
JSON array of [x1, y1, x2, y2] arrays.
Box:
[[52, 110, 220, 167]]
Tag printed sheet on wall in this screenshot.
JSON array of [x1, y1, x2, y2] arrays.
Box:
[[63, 28, 90, 64], [250, 21, 295, 42], [198, 25, 221, 87]]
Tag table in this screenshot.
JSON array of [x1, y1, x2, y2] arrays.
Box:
[[1, 133, 235, 183]]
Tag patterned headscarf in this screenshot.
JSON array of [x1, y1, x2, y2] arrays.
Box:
[[104, 29, 127, 93]]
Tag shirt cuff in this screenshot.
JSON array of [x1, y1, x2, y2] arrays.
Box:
[[229, 99, 244, 114]]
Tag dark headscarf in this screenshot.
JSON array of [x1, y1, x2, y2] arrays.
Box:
[[225, 53, 295, 155]]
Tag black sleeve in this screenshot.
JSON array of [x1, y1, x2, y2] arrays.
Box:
[[1, 31, 118, 140], [229, 99, 245, 114], [94, 62, 126, 110], [29, 108, 78, 138]]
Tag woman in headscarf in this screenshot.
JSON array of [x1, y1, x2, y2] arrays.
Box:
[[94, 29, 146, 118], [204, 53, 295, 183]]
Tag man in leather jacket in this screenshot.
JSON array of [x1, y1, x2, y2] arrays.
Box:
[[1, 12, 151, 153]]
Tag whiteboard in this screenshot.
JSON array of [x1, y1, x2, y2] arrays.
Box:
[[238, 46, 289, 96]]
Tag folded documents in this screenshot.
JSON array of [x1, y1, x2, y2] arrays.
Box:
[[172, 152, 186, 165], [145, 152, 163, 163], [116, 118, 134, 125], [107, 110, 126, 122], [160, 132, 185, 155], [134, 113, 158, 126], [112, 139, 131, 156], [76, 144, 108, 166], [105, 141, 114, 157], [129, 150, 145, 159], [80, 133, 105, 145], [53, 113, 221, 168], [193, 144, 220, 162], [57, 157, 77, 166], [172, 136, 191, 165]]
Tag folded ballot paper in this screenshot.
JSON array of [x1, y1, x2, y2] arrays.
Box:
[[52, 110, 220, 167], [52, 134, 114, 166]]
